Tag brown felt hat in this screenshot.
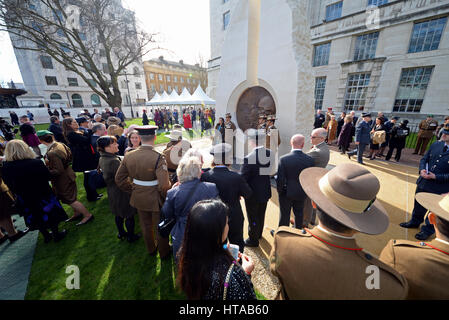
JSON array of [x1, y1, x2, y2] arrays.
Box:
[[416, 193, 449, 222], [299, 163, 389, 235]]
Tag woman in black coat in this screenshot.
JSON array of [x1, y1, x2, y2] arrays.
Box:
[[337, 115, 353, 154], [62, 117, 100, 202], [336, 112, 346, 139], [2, 140, 68, 243]]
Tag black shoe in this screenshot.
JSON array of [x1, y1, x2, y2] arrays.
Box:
[[358, 162, 365, 165], [244, 238, 259, 247], [127, 233, 141, 243], [65, 214, 83, 223], [117, 233, 127, 240], [270, 229, 275, 237], [347, 153, 352, 160], [0, 235, 9, 245], [399, 221, 421, 229], [76, 215, 94, 226], [415, 231, 431, 241], [8, 228, 29, 243], [53, 230, 67, 242]]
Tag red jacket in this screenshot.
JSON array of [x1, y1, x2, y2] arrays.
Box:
[[183, 114, 192, 129]]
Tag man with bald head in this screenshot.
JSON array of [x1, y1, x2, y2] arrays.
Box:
[[276, 134, 314, 228]]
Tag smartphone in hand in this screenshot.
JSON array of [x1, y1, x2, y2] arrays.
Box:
[[228, 244, 240, 261]]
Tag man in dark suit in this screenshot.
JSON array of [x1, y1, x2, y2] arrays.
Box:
[[240, 129, 275, 247], [400, 126, 449, 240], [201, 143, 252, 252], [347, 112, 372, 165], [276, 134, 314, 228], [48, 116, 65, 143], [90, 123, 106, 158], [314, 110, 325, 129]]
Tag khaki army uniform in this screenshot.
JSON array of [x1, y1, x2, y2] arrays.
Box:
[[224, 120, 236, 131], [162, 140, 192, 183], [115, 145, 171, 257], [265, 125, 281, 150], [415, 119, 439, 155], [270, 226, 408, 300], [257, 122, 267, 130], [380, 239, 449, 300]]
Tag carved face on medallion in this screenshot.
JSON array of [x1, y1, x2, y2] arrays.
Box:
[[236, 86, 276, 132]]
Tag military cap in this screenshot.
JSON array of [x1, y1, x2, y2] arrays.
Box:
[[267, 115, 277, 121], [135, 125, 158, 136], [210, 143, 232, 156], [76, 117, 88, 124], [441, 125, 449, 135], [225, 113, 232, 118], [392, 116, 400, 121], [259, 114, 267, 119], [362, 112, 372, 118], [36, 130, 53, 137], [416, 193, 449, 222], [168, 130, 183, 141]]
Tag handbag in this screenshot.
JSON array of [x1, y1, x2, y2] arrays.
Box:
[[87, 167, 106, 190], [158, 181, 201, 238]]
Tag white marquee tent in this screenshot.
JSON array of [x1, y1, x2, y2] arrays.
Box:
[[146, 86, 215, 106]]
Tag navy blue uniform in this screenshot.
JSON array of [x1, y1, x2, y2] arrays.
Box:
[[348, 120, 371, 164], [410, 141, 449, 236]]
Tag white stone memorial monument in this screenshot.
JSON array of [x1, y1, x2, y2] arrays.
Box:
[[215, 0, 315, 156]]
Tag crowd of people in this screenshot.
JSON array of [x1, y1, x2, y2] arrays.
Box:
[[142, 106, 216, 134], [0, 105, 448, 300]]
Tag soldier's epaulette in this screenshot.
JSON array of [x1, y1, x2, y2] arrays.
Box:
[[275, 226, 312, 238], [392, 239, 431, 249]]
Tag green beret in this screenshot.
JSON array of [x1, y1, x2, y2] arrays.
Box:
[[36, 130, 53, 137]]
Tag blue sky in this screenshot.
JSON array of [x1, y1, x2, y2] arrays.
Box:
[[0, 0, 211, 84]]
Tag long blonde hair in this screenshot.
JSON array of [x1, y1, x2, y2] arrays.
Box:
[[4, 140, 37, 161]]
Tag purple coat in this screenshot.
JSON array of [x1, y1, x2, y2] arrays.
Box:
[[338, 122, 353, 149]]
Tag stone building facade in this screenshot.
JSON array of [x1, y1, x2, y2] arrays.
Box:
[[143, 56, 208, 100], [208, 0, 449, 123]]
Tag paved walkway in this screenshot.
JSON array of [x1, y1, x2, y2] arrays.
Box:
[[0, 215, 39, 300]]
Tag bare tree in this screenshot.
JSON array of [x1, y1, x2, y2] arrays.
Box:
[[0, 0, 156, 109], [195, 53, 208, 91]]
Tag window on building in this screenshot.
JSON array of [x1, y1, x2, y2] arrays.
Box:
[[91, 94, 101, 106], [223, 11, 231, 30], [79, 33, 87, 41], [175, 85, 179, 92], [313, 42, 331, 67], [393, 66, 433, 113], [60, 43, 71, 53], [168, 85, 172, 92], [187, 78, 190, 84], [50, 93, 62, 100], [53, 10, 64, 22], [344, 73, 371, 111], [80, 15, 86, 27], [102, 63, 109, 74], [57, 28, 64, 37], [150, 73, 154, 80], [314, 77, 327, 110], [100, 49, 106, 57], [160, 84, 164, 92], [135, 82, 142, 90], [151, 84, 155, 92], [409, 17, 448, 53], [121, 81, 128, 89], [29, 2, 37, 10], [353, 32, 379, 61], [40, 56, 53, 69], [68, 78, 78, 86], [174, 76, 177, 82], [133, 67, 140, 76], [158, 74, 163, 81], [180, 77, 184, 83], [325, 1, 343, 22], [167, 75, 171, 82], [368, 0, 388, 6], [87, 79, 97, 88], [223, 0, 230, 3], [45, 76, 58, 86], [72, 94, 83, 107]]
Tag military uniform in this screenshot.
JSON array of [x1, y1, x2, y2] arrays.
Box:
[[115, 128, 171, 257], [257, 115, 267, 130], [270, 226, 408, 300], [415, 118, 438, 155], [402, 141, 449, 237], [265, 116, 281, 150], [162, 138, 192, 183], [380, 239, 449, 299]]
